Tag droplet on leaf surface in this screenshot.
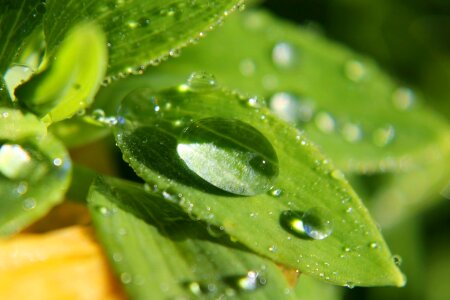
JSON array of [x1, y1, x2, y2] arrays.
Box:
[[177, 118, 279, 196]]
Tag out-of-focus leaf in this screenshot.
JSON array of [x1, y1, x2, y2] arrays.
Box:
[[0, 108, 71, 236], [88, 176, 296, 299], [370, 150, 450, 228], [0, 226, 126, 300], [0, 0, 45, 74], [49, 117, 109, 148], [44, 0, 245, 81], [295, 276, 342, 300], [146, 9, 449, 173], [16, 22, 108, 124], [113, 84, 404, 287]]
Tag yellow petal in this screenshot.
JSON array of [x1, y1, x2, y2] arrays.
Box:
[[0, 226, 126, 300]]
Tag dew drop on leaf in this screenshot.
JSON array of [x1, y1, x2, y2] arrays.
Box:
[[22, 198, 36, 211], [0, 144, 31, 179], [314, 111, 336, 134], [187, 71, 217, 91], [272, 42, 297, 69], [392, 87, 414, 111], [372, 125, 395, 147], [340, 122, 363, 143], [280, 208, 333, 240], [177, 117, 279, 195], [269, 92, 314, 124], [344, 60, 366, 82]]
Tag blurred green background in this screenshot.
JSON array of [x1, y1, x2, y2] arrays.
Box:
[[261, 0, 450, 299]]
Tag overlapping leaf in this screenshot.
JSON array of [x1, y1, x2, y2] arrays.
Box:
[[44, 0, 245, 80], [0, 0, 45, 74], [113, 84, 405, 286], [89, 176, 296, 299], [144, 10, 449, 173], [0, 108, 71, 236]]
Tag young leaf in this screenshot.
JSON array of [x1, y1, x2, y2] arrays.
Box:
[[0, 108, 71, 236], [113, 84, 405, 287], [16, 22, 108, 124], [88, 176, 296, 300], [43, 0, 245, 80], [0, 0, 45, 74], [147, 10, 449, 173]]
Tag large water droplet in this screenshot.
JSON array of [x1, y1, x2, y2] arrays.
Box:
[[280, 207, 333, 240], [187, 72, 217, 91], [0, 144, 31, 179], [272, 42, 297, 69], [177, 118, 279, 195]]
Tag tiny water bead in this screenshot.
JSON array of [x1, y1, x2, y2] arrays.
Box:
[[341, 122, 363, 143], [22, 198, 36, 211], [280, 208, 333, 240], [392, 87, 415, 111], [272, 42, 297, 69], [372, 125, 395, 147], [186, 71, 217, 91], [177, 118, 279, 196], [239, 58, 256, 76], [344, 60, 366, 82], [393, 255, 402, 266], [269, 92, 314, 124], [314, 112, 336, 134]]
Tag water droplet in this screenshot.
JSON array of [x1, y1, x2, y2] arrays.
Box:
[[372, 125, 395, 147], [269, 92, 315, 124], [269, 187, 282, 197], [53, 158, 63, 166], [341, 122, 363, 143], [169, 48, 181, 57], [236, 271, 261, 291], [239, 59, 256, 76], [344, 60, 366, 82], [280, 208, 333, 240], [126, 20, 139, 29], [187, 72, 217, 91], [345, 281, 355, 289], [22, 198, 36, 211], [187, 281, 203, 295], [177, 118, 279, 196], [369, 242, 379, 249], [16, 181, 28, 195], [120, 272, 132, 284], [393, 255, 402, 266], [272, 42, 297, 69], [314, 112, 335, 134], [206, 224, 225, 238], [268, 245, 277, 253], [392, 87, 414, 110], [302, 207, 333, 240], [331, 169, 345, 180], [113, 252, 123, 262], [0, 144, 31, 179], [96, 205, 113, 217], [261, 74, 279, 90]]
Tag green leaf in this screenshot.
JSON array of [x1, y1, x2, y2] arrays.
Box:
[[0, 0, 45, 74], [16, 22, 108, 124], [88, 176, 296, 300], [0, 108, 71, 236], [369, 148, 450, 228], [295, 276, 342, 300], [147, 9, 449, 173], [43, 0, 245, 81], [113, 84, 405, 287]]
